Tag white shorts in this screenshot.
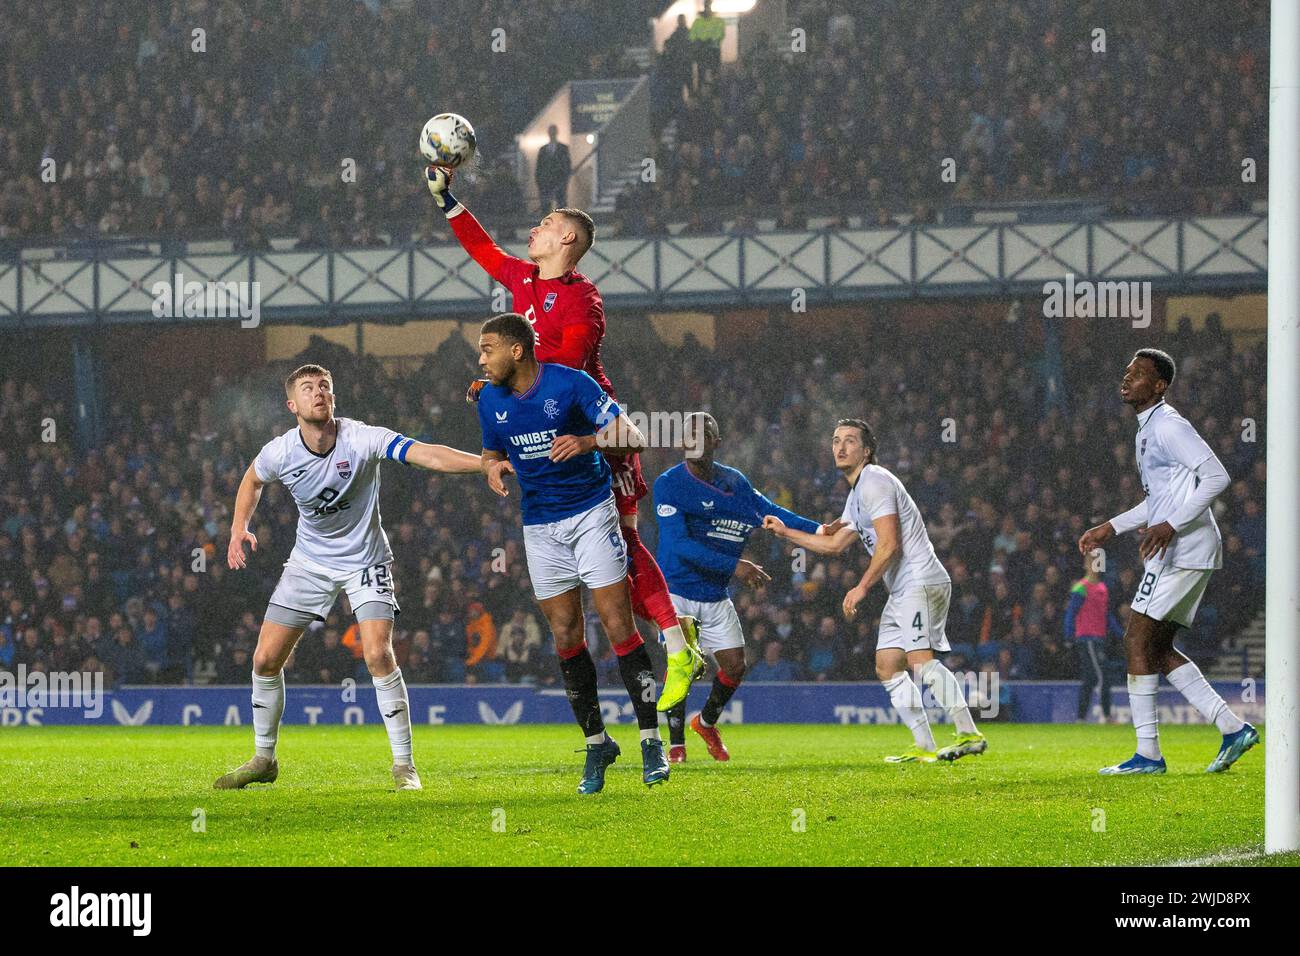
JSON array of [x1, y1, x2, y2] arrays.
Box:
[[523, 495, 628, 601], [668, 594, 745, 654], [268, 557, 400, 622], [1131, 561, 1212, 628], [877, 583, 951, 653]]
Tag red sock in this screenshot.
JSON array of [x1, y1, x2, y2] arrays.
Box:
[[557, 640, 589, 660], [611, 633, 644, 656], [622, 525, 680, 633]]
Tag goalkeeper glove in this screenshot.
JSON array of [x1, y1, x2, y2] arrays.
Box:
[[466, 378, 489, 404], [425, 165, 461, 215]]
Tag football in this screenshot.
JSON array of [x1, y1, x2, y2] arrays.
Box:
[[419, 112, 477, 169]]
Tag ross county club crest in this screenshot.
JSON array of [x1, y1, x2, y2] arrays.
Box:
[[336, 460, 351, 479], [543, 398, 559, 419], [543, 292, 558, 312]]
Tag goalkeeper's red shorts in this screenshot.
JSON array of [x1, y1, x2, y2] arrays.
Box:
[[605, 451, 647, 517]]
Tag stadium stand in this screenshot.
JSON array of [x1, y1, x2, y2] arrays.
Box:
[[0, 0, 650, 246], [0, 313, 1266, 688], [0, 1, 1268, 248], [629, 0, 1267, 232]]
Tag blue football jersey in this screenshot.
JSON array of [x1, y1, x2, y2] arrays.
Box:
[[653, 461, 820, 602], [477, 363, 620, 525]]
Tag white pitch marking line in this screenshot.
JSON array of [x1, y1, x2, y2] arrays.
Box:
[[1158, 846, 1266, 867]]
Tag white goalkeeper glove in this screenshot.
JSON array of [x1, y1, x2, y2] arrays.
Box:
[[425, 165, 462, 215]]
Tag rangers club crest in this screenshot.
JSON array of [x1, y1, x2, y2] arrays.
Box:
[[337, 460, 351, 479], [543, 398, 559, 419], [543, 292, 558, 312]]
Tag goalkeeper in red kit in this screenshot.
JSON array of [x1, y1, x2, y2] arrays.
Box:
[[425, 165, 704, 709]]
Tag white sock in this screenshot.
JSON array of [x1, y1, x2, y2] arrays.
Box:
[[663, 623, 686, 655], [884, 672, 935, 751], [640, 727, 661, 742], [252, 670, 285, 759], [919, 659, 978, 734], [1128, 673, 1162, 760], [585, 731, 607, 745], [1166, 661, 1245, 735], [373, 667, 413, 765]]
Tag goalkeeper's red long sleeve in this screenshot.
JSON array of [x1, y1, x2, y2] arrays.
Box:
[[447, 206, 510, 282]]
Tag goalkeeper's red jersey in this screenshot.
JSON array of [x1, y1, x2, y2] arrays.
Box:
[[449, 207, 615, 397]]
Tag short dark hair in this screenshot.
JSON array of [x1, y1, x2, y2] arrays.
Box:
[[555, 207, 595, 257], [685, 411, 720, 447], [285, 363, 332, 396], [835, 418, 878, 462], [1134, 348, 1176, 387], [481, 313, 536, 357]]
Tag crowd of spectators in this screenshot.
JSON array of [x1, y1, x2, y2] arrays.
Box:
[[0, 0, 649, 249], [0, 312, 1266, 690], [0, 1, 1268, 250], [631, 0, 1268, 232]]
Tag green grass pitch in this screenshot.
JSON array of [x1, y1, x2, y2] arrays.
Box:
[[0, 724, 1291, 867]]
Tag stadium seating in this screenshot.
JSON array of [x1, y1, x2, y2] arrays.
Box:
[[0, 1, 1267, 248], [0, 315, 1266, 687], [629, 0, 1266, 233], [0, 0, 648, 247]]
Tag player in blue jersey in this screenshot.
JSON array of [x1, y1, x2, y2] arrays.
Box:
[[475, 313, 671, 793], [653, 413, 835, 762]]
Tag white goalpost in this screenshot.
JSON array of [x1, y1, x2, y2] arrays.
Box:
[[1266, 0, 1300, 855]]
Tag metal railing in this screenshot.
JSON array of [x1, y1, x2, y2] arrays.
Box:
[[0, 213, 1268, 328]]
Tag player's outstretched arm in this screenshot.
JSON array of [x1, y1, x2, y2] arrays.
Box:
[[425, 166, 519, 282], [227, 462, 266, 570], [401, 441, 483, 474], [751, 487, 821, 536], [763, 515, 856, 555]]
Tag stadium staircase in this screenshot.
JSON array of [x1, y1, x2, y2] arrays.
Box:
[[591, 162, 651, 214], [586, 44, 668, 214], [591, 118, 677, 215], [1206, 611, 1266, 681]]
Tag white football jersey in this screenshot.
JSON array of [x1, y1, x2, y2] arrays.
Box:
[[841, 463, 951, 595], [253, 417, 414, 572], [1130, 401, 1223, 570]]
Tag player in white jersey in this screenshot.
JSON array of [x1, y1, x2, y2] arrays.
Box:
[[1078, 349, 1257, 775], [765, 419, 986, 763], [214, 363, 483, 791]]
